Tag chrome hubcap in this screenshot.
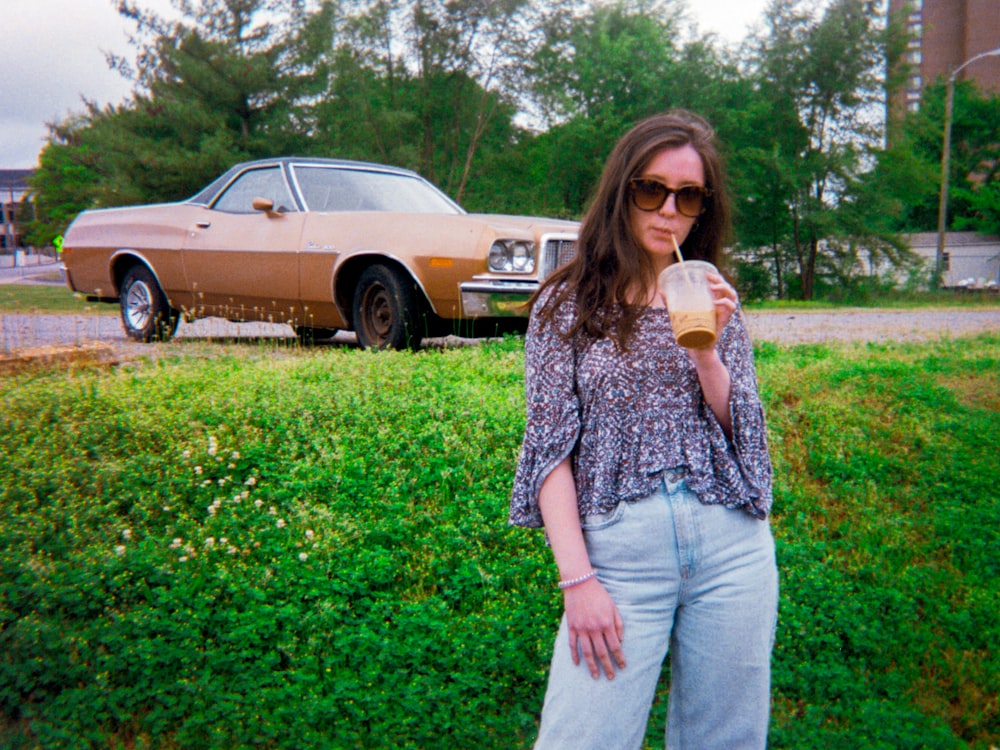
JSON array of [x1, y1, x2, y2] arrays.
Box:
[[125, 281, 153, 330]]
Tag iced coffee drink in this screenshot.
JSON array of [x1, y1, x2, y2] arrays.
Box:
[[658, 260, 718, 349]]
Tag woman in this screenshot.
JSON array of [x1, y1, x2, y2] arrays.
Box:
[[509, 110, 778, 749]]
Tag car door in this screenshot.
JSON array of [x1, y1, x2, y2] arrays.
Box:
[[182, 165, 307, 325]]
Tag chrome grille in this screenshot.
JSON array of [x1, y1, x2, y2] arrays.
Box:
[[542, 237, 577, 278]]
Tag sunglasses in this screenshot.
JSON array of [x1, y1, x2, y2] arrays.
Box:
[[628, 178, 712, 217]]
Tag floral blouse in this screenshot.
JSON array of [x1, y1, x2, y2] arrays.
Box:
[[509, 285, 772, 528]]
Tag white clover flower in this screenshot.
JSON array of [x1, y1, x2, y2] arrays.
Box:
[[201, 480, 212, 488], [115, 545, 126, 556], [231, 451, 241, 460], [227, 546, 238, 555], [268, 506, 277, 516], [305, 529, 314, 541], [207, 505, 217, 516], [194, 465, 203, 475], [240, 490, 250, 500], [276, 518, 286, 529], [122, 529, 132, 540], [218, 477, 227, 487], [254, 499, 263, 509], [298, 552, 308, 562], [179, 555, 188, 563], [219, 537, 228, 546], [245, 476, 257, 487], [170, 538, 182, 549], [182, 449, 192, 459], [207, 436, 218, 456], [228, 463, 236, 469], [205, 537, 215, 548]]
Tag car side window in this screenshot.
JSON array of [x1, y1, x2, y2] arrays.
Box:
[[212, 167, 297, 214], [292, 165, 462, 214], [295, 167, 375, 212]]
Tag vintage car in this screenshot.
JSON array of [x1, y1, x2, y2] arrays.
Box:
[[62, 157, 578, 349]]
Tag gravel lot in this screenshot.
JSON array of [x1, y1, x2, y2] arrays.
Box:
[[2, 259, 998, 353], [744, 307, 1000, 344], [3, 307, 998, 355]]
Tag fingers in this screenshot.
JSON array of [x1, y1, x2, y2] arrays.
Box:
[[563, 579, 626, 680], [707, 272, 737, 305], [707, 273, 738, 329], [570, 625, 626, 680], [579, 634, 619, 680]]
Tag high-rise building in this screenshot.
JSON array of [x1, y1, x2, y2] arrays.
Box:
[[889, 0, 1000, 115]]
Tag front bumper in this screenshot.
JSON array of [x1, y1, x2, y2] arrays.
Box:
[[460, 279, 539, 317]]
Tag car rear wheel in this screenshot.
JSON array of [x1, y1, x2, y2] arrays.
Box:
[[352, 265, 423, 350], [120, 265, 179, 342]]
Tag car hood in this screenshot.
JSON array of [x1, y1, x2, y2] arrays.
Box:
[[465, 213, 579, 234]]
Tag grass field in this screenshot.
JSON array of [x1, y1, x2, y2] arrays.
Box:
[[0, 283, 109, 316], [0, 300, 998, 748]]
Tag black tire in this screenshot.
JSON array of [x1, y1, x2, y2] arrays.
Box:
[[295, 326, 338, 345], [119, 265, 179, 342], [351, 265, 424, 350]]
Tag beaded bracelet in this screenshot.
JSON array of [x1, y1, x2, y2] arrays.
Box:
[[558, 569, 598, 590]]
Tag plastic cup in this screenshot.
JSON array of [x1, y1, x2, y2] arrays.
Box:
[[658, 260, 717, 349]]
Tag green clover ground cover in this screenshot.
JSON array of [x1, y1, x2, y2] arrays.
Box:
[[1, 334, 997, 749]]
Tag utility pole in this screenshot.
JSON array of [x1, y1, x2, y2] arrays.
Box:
[[935, 47, 1000, 287]]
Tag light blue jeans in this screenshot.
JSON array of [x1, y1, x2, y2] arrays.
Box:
[[534, 478, 778, 750]]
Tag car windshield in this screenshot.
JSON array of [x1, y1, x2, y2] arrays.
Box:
[[292, 166, 463, 214]]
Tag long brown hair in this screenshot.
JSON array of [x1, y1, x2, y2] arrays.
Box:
[[534, 110, 732, 348]]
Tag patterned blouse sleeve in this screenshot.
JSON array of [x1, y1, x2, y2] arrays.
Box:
[[713, 308, 773, 515], [508, 290, 582, 528]]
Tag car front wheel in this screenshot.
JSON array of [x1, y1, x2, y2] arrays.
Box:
[[352, 265, 423, 350], [120, 265, 179, 342]]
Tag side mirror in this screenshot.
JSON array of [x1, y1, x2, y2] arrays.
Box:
[[251, 197, 283, 217]]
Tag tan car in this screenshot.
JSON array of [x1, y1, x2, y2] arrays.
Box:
[[62, 157, 578, 349]]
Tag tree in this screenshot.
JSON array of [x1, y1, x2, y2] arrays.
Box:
[[734, 0, 905, 299], [524, 0, 731, 217], [25, 115, 103, 247], [896, 80, 1000, 234], [299, 0, 542, 203], [29, 0, 316, 235]]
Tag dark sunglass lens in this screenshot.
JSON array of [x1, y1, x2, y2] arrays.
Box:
[[632, 180, 667, 211], [676, 187, 704, 217]]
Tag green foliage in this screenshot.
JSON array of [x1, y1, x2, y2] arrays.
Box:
[[1, 333, 998, 748], [731, 0, 899, 300], [897, 80, 1000, 233], [954, 181, 1000, 236]]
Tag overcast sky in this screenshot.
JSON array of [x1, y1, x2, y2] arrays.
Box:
[[1, 0, 770, 169]]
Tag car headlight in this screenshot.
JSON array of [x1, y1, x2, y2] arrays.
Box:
[[488, 239, 536, 273]]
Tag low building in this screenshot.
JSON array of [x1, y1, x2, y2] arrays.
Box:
[[1, 169, 34, 251], [907, 231, 1000, 288]]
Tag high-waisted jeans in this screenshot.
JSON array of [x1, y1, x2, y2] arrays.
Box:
[[534, 477, 779, 750]]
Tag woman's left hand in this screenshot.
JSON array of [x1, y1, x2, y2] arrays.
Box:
[[706, 272, 738, 334]]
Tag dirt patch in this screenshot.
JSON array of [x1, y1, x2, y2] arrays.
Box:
[[940, 373, 1000, 412], [0, 342, 120, 375]]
